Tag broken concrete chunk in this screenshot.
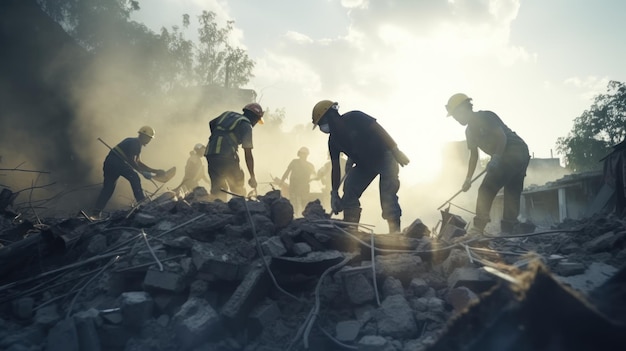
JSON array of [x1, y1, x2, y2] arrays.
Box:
[[73, 309, 102, 351], [447, 267, 494, 292], [34, 304, 60, 329], [261, 236, 287, 257], [133, 213, 158, 226], [409, 278, 430, 297], [382, 276, 404, 298], [439, 224, 466, 242], [292, 242, 312, 256], [375, 295, 418, 339], [404, 219, 431, 239], [584, 231, 624, 253], [143, 262, 190, 294], [220, 262, 270, 328], [344, 273, 376, 305], [446, 287, 479, 312], [192, 241, 254, 281], [335, 320, 361, 342], [357, 335, 393, 351], [375, 254, 425, 284], [555, 261, 586, 276], [173, 297, 221, 349], [120, 291, 154, 329], [442, 248, 471, 276], [86, 234, 107, 256]]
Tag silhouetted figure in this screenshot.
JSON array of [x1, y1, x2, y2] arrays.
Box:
[[280, 147, 316, 215]]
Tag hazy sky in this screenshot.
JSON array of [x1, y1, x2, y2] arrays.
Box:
[[132, 0, 626, 183]]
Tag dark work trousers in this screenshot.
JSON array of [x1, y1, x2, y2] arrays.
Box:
[[95, 155, 144, 211], [206, 155, 245, 201], [474, 144, 530, 230], [342, 151, 401, 220]]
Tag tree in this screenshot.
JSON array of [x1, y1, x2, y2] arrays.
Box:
[[194, 11, 254, 88], [556, 80, 626, 172]]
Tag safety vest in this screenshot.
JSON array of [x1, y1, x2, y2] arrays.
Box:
[[206, 111, 250, 156]]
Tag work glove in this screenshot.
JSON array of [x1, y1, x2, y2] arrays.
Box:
[[141, 171, 153, 180], [248, 177, 258, 189], [462, 177, 472, 192], [487, 155, 501, 173], [330, 190, 343, 214], [391, 147, 410, 167], [155, 169, 166, 177]]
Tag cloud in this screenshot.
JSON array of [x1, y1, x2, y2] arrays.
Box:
[[564, 76, 610, 100]]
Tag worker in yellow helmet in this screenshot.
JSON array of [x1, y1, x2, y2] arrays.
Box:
[[205, 103, 264, 201], [93, 126, 166, 215], [311, 100, 410, 233], [445, 93, 530, 235]]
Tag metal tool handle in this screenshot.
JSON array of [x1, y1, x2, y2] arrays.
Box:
[[436, 169, 487, 210]]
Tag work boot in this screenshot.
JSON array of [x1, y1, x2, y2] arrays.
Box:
[[343, 207, 362, 232], [387, 218, 401, 233]]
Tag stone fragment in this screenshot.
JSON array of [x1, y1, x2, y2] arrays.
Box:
[[173, 297, 221, 349], [375, 254, 424, 284], [261, 236, 287, 257], [446, 287, 479, 312], [555, 261, 586, 276], [447, 267, 494, 292], [120, 291, 154, 329], [409, 278, 429, 297], [143, 262, 189, 293], [441, 248, 471, 276], [404, 219, 430, 239], [382, 276, 404, 298], [221, 262, 270, 328], [335, 320, 361, 342], [584, 231, 624, 253], [133, 213, 158, 226], [344, 273, 375, 305], [86, 234, 107, 256], [439, 224, 466, 242], [73, 308, 102, 351], [375, 295, 417, 339], [192, 241, 253, 281], [292, 242, 312, 256], [357, 335, 394, 351]]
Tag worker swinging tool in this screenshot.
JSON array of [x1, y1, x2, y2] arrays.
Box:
[[445, 93, 531, 236], [92, 126, 174, 217]]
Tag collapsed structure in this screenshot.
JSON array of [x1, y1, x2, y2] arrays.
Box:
[[1, 186, 625, 351]]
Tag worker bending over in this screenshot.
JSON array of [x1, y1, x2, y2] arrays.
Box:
[[311, 100, 410, 233], [446, 93, 530, 235], [173, 143, 210, 193], [205, 103, 264, 201]]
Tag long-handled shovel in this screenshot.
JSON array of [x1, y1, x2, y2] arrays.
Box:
[[436, 169, 487, 211]]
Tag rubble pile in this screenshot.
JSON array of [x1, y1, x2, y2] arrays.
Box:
[[0, 187, 625, 351]]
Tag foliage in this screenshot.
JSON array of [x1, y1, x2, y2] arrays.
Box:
[[556, 80, 626, 172], [37, 0, 254, 92]]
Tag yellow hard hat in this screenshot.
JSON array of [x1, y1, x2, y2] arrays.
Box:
[[138, 125, 155, 138], [445, 93, 472, 116], [312, 100, 337, 129]]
